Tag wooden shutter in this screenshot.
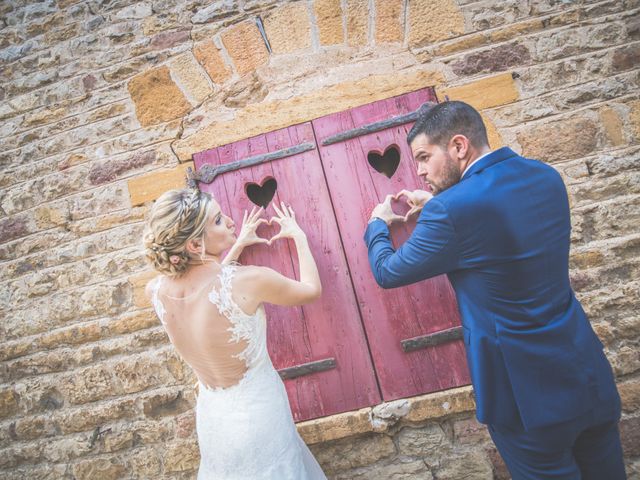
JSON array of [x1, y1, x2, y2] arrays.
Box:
[[313, 89, 471, 401], [194, 122, 381, 422]]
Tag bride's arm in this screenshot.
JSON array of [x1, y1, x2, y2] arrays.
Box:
[[242, 202, 322, 306], [222, 207, 268, 265]]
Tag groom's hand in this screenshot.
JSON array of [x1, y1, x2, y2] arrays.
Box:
[[395, 189, 433, 221], [370, 195, 405, 226]]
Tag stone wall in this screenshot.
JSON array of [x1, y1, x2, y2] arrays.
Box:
[[1, 0, 638, 478]]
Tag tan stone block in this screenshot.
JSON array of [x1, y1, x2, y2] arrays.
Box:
[[483, 113, 503, 150], [58, 398, 137, 434], [592, 321, 616, 347], [628, 99, 640, 139], [570, 250, 605, 269], [164, 439, 200, 472], [129, 447, 162, 477], [127, 66, 192, 127], [127, 161, 194, 206], [397, 423, 447, 455], [433, 32, 487, 57], [314, 0, 344, 45], [298, 407, 373, 444], [38, 322, 102, 349], [170, 53, 213, 105], [143, 13, 180, 35], [109, 310, 158, 335], [58, 153, 87, 170], [34, 204, 70, 229], [62, 364, 117, 405], [618, 379, 640, 413], [21, 106, 67, 128], [72, 457, 127, 480], [221, 21, 269, 75], [489, 18, 545, 43], [265, 3, 312, 54], [375, 0, 403, 44], [0, 388, 19, 420], [405, 385, 476, 422], [600, 106, 625, 147], [112, 354, 175, 394], [436, 73, 519, 110], [86, 102, 128, 123], [193, 40, 232, 84], [173, 69, 445, 160], [517, 116, 599, 163], [409, 0, 465, 47], [346, 0, 369, 47], [128, 269, 158, 308], [311, 433, 396, 473]]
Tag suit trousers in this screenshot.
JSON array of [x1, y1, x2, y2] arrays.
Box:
[[488, 396, 626, 480]]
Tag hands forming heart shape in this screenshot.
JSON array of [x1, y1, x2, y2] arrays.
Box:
[[369, 189, 434, 225], [235, 202, 304, 248]]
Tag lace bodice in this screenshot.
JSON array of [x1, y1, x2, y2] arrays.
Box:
[[150, 264, 269, 389]]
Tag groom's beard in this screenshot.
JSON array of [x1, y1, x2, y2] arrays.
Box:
[[430, 153, 462, 195]]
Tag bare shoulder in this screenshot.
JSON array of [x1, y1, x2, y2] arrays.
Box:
[[231, 265, 272, 285]]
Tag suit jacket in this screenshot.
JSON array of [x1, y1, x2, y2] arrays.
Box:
[[364, 147, 618, 430]]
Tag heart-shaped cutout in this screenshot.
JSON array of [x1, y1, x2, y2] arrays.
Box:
[[368, 146, 400, 179], [245, 177, 277, 209]]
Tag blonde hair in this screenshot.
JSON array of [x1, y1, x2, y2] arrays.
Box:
[[142, 188, 214, 277]]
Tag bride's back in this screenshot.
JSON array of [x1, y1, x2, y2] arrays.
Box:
[[149, 264, 256, 390]]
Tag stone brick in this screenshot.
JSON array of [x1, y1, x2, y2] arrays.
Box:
[[432, 450, 494, 479], [517, 115, 599, 163], [437, 73, 519, 110], [72, 457, 127, 480], [346, 0, 368, 47], [600, 105, 625, 147], [143, 13, 180, 35], [397, 423, 448, 456], [311, 433, 396, 474], [221, 21, 269, 75], [193, 40, 232, 84], [618, 379, 640, 413], [451, 42, 531, 76], [108, 310, 158, 335], [173, 69, 445, 160], [620, 415, 640, 457], [0, 388, 19, 420], [127, 161, 194, 205], [149, 29, 191, 50], [314, 0, 343, 45], [169, 53, 213, 105], [163, 439, 200, 472], [409, 0, 464, 47], [487, 446, 510, 480], [112, 354, 176, 394], [629, 99, 640, 140], [127, 66, 192, 127], [453, 416, 490, 444], [264, 3, 312, 54], [337, 459, 433, 480], [128, 269, 157, 308], [405, 386, 476, 422], [611, 43, 639, 73], [61, 364, 117, 405], [0, 216, 31, 244], [142, 388, 191, 419], [129, 447, 162, 477], [298, 407, 373, 445], [375, 0, 403, 44]]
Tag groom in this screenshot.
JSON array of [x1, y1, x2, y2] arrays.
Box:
[[364, 101, 626, 479]]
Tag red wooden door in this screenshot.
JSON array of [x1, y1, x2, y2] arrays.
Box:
[[194, 122, 381, 421], [313, 89, 471, 400]]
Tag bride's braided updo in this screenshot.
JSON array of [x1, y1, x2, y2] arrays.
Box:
[[142, 188, 214, 277]]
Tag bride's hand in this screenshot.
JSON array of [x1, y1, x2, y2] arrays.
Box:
[[268, 202, 305, 244], [235, 207, 270, 248]]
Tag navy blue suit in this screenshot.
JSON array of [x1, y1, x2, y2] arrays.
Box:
[[364, 147, 625, 479]]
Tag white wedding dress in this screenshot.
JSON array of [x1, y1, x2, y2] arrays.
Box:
[[150, 264, 327, 479]]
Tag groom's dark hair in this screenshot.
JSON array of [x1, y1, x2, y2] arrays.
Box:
[[407, 100, 489, 149]]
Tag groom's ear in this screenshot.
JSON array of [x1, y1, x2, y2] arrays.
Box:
[[449, 134, 470, 160]]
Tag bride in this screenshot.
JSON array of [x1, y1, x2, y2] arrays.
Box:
[[143, 187, 327, 479]]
